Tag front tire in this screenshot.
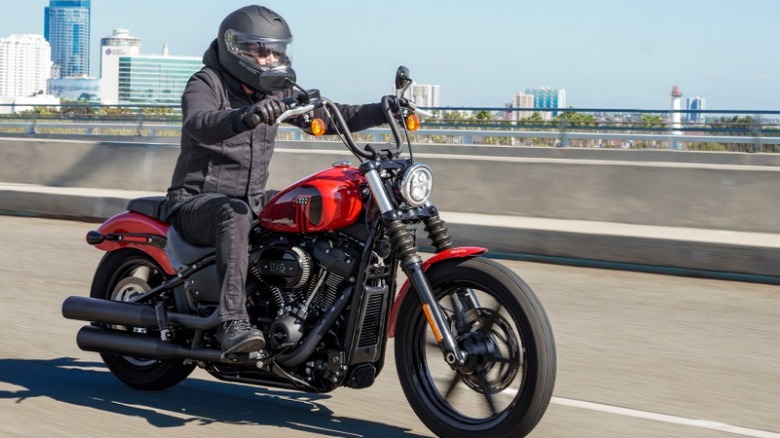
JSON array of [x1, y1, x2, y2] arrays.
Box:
[[394, 257, 556, 437], [90, 249, 195, 390]]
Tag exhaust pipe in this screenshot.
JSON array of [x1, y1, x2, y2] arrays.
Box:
[[276, 286, 352, 367], [63, 296, 158, 327], [77, 325, 224, 362], [62, 296, 219, 330]]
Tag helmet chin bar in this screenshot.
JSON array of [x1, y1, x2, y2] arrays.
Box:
[[257, 66, 297, 92]]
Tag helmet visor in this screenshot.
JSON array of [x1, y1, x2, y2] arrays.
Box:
[[224, 29, 292, 70]]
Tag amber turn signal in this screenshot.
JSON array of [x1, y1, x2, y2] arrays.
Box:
[[310, 118, 327, 136], [405, 113, 421, 131]]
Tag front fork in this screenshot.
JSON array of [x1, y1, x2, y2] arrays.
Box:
[[363, 164, 467, 367]]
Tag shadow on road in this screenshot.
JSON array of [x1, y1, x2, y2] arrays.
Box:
[[0, 357, 429, 437]]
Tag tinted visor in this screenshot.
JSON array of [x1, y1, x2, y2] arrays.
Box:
[[224, 29, 292, 70]]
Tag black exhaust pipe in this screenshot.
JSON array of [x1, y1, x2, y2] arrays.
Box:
[[62, 296, 219, 330], [77, 325, 224, 362], [63, 296, 158, 327], [276, 286, 352, 367]]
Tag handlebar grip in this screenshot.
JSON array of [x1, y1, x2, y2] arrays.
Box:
[[242, 112, 262, 129]]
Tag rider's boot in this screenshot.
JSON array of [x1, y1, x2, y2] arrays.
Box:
[[218, 319, 265, 354]]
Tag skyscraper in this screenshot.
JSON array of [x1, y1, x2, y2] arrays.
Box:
[[44, 0, 91, 77], [521, 87, 566, 120], [0, 34, 52, 97], [407, 83, 440, 108], [511, 91, 535, 121], [687, 96, 706, 124]]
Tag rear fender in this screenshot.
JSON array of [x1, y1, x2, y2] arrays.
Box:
[[388, 246, 487, 338], [89, 211, 174, 275]]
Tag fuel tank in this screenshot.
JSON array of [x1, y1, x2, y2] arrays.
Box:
[[259, 163, 365, 233]]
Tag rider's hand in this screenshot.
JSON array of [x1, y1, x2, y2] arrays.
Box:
[[242, 97, 285, 129], [383, 95, 412, 120]]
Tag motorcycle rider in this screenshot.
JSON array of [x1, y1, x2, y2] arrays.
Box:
[[165, 5, 388, 354]]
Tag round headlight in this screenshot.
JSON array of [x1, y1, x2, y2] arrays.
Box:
[[400, 163, 434, 207]]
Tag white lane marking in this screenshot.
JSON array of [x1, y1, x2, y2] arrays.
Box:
[[550, 396, 780, 438]]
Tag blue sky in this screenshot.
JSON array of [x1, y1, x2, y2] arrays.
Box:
[[2, 0, 778, 109]]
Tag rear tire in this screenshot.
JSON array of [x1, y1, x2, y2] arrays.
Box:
[[394, 257, 556, 437], [90, 249, 195, 390]]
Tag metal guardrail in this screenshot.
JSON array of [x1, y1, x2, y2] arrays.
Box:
[[1, 121, 777, 148], [1, 106, 778, 150]]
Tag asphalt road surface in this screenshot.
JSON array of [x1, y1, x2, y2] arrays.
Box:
[[1, 216, 778, 438]]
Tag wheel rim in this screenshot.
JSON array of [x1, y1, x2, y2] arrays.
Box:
[[410, 283, 528, 428], [106, 257, 167, 367]]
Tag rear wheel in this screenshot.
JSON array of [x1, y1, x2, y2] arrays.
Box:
[[90, 249, 195, 390], [395, 257, 556, 437]]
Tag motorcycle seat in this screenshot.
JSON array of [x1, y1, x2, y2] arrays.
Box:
[[165, 227, 214, 266], [127, 196, 168, 222]]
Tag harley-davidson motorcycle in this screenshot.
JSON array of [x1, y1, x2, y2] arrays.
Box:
[[62, 67, 556, 437]]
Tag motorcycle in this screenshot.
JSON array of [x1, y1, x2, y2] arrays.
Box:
[[62, 66, 556, 437]]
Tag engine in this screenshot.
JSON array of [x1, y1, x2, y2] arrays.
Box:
[[248, 233, 361, 350]]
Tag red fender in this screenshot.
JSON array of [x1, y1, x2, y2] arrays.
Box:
[[90, 211, 175, 275], [387, 246, 487, 338]]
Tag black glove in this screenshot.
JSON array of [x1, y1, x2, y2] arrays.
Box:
[[242, 97, 285, 129]]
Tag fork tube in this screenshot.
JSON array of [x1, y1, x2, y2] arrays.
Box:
[[404, 261, 466, 367]]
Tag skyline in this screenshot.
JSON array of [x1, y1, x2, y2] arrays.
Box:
[[0, 0, 778, 110]]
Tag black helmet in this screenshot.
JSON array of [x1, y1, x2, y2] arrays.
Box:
[[217, 6, 296, 92]]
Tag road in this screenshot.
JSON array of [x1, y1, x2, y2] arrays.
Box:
[[0, 215, 778, 438]]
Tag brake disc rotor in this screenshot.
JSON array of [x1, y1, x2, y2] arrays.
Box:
[[458, 308, 522, 394]]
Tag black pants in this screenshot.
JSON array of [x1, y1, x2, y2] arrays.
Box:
[[170, 194, 253, 323]]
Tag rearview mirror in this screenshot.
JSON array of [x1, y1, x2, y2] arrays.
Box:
[[395, 65, 412, 91]]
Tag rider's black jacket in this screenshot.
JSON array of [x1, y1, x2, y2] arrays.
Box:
[[166, 40, 386, 216]]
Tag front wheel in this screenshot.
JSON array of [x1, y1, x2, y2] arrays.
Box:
[[90, 249, 195, 390], [394, 257, 556, 438]]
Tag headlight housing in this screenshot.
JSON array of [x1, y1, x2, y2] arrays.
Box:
[[399, 163, 433, 207]]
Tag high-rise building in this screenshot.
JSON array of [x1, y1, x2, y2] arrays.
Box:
[[0, 34, 52, 97], [117, 52, 202, 106], [99, 28, 142, 104], [511, 91, 535, 121], [406, 82, 440, 108], [521, 87, 566, 120], [687, 96, 706, 124], [44, 0, 91, 77]]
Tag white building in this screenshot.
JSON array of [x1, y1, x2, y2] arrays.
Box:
[[405, 82, 440, 108], [511, 91, 535, 121], [99, 28, 141, 104], [0, 34, 52, 98]]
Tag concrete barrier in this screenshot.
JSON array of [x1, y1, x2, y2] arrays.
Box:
[[1, 136, 778, 280]]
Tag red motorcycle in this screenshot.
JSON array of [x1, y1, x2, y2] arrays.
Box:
[[62, 67, 556, 437]]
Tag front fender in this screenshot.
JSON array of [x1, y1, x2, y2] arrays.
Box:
[[90, 211, 174, 275], [388, 246, 487, 338]]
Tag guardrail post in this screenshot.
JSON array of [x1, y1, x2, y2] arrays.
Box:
[[558, 120, 569, 147], [28, 113, 37, 134], [751, 118, 762, 153]]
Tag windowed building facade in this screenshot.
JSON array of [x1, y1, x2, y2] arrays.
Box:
[[117, 55, 202, 106], [0, 34, 52, 97], [44, 0, 91, 77]]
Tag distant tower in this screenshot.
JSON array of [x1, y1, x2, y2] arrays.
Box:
[[686, 96, 706, 124], [670, 85, 683, 149], [44, 0, 91, 77]]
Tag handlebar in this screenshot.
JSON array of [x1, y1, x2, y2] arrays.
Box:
[[275, 102, 318, 125], [273, 88, 423, 162]]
